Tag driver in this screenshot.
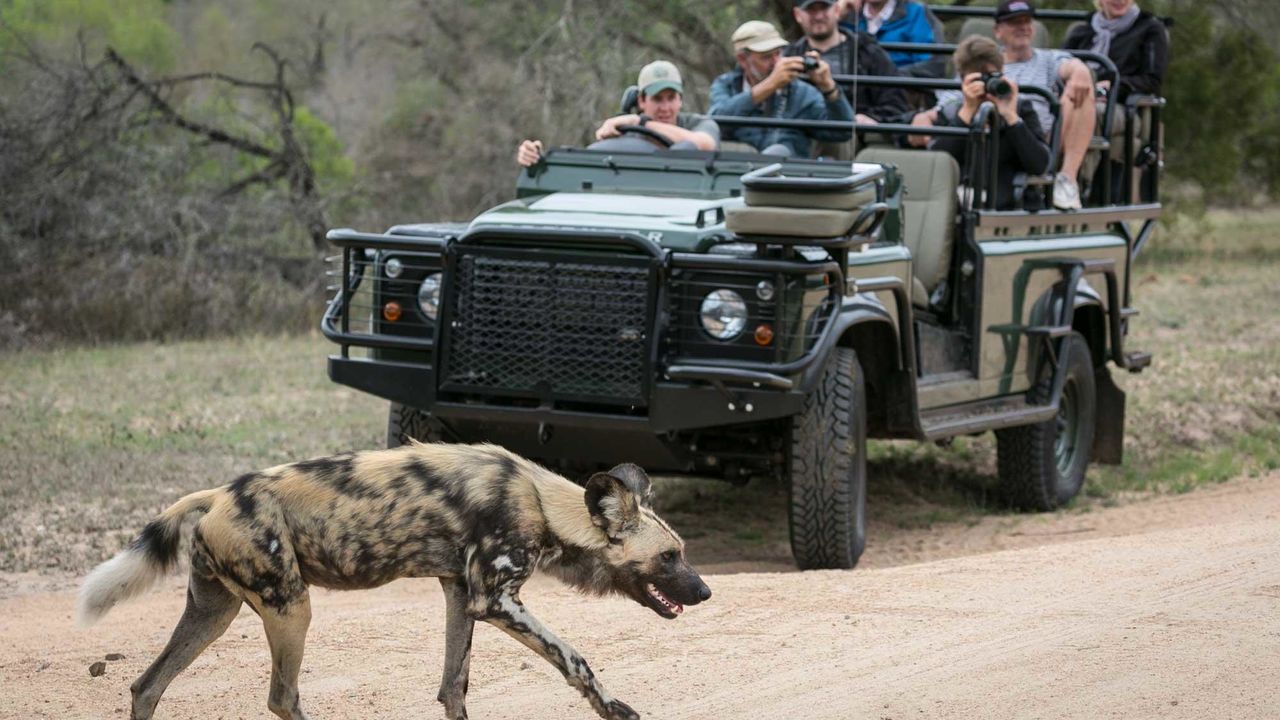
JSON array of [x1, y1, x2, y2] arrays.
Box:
[[516, 60, 719, 167]]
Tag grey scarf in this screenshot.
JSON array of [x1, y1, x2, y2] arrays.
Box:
[[1090, 4, 1141, 58]]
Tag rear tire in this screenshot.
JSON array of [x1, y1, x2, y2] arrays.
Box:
[[996, 331, 1097, 510], [387, 402, 450, 448], [786, 348, 868, 570]]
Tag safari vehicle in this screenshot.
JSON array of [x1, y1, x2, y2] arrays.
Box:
[[321, 7, 1164, 571]]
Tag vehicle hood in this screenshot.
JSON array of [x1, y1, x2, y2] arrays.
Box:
[[467, 192, 739, 252]]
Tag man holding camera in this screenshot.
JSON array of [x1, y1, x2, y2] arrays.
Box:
[[785, 0, 910, 125], [928, 36, 1052, 210], [709, 20, 854, 157]]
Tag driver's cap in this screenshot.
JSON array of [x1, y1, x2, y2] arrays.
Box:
[[638, 60, 683, 97], [732, 21, 788, 54]]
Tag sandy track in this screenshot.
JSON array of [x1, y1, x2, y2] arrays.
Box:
[[3, 476, 1279, 720]]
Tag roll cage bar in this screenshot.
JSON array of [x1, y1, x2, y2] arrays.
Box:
[[713, 74, 1054, 213]]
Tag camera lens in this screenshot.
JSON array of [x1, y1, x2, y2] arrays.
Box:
[[983, 73, 1012, 98]]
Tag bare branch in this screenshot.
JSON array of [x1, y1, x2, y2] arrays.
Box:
[[105, 48, 278, 159], [218, 159, 287, 198], [251, 43, 296, 122], [148, 72, 282, 93]]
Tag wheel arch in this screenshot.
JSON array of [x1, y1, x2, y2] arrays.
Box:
[[834, 313, 901, 436], [1071, 302, 1108, 369], [1028, 278, 1110, 372]]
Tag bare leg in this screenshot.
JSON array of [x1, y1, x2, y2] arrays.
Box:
[[1059, 92, 1097, 179], [254, 594, 313, 720], [130, 570, 242, 720], [480, 588, 638, 720], [438, 577, 475, 720]]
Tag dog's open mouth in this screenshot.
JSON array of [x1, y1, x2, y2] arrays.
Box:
[[645, 583, 683, 617]]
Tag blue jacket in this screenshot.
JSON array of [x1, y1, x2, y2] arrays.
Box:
[[853, 1, 939, 67], [709, 68, 854, 157]]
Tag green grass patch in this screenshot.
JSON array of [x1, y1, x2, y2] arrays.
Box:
[[1091, 427, 1280, 499]]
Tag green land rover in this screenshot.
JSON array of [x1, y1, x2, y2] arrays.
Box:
[[321, 8, 1165, 570]]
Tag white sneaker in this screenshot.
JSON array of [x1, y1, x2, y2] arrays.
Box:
[[1053, 173, 1082, 210]]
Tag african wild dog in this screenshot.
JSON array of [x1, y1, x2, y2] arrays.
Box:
[[78, 442, 711, 720]]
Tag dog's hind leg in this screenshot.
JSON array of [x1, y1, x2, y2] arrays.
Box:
[[251, 592, 314, 720], [129, 562, 242, 720], [437, 576, 474, 720]]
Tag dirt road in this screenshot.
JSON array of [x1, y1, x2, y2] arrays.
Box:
[[3, 475, 1279, 720]]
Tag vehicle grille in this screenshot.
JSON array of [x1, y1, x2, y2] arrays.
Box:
[[441, 250, 653, 405]]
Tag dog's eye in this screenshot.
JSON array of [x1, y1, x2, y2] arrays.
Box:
[[661, 550, 679, 564]]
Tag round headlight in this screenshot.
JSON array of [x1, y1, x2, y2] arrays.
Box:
[[699, 289, 748, 341], [384, 257, 403, 279], [755, 279, 776, 302], [418, 273, 443, 320]]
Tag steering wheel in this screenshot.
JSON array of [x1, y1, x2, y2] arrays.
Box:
[[613, 124, 673, 148]]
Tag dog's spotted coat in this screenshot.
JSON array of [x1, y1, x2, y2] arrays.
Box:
[[79, 442, 711, 720]]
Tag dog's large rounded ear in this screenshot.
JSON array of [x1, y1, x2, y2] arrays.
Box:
[[605, 463, 654, 509], [584, 472, 640, 536]]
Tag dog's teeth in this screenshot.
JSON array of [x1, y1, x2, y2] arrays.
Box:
[[646, 584, 681, 613]]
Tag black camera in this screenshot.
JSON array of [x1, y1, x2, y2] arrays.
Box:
[[802, 56, 820, 73], [981, 71, 1013, 98]]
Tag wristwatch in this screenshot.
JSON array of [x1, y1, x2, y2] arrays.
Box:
[[637, 113, 652, 127], [823, 87, 840, 102]]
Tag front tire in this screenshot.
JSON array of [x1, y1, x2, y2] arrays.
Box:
[[996, 331, 1097, 510], [786, 347, 868, 570], [387, 402, 450, 448]]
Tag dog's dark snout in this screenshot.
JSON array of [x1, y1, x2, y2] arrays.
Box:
[[698, 584, 712, 602]]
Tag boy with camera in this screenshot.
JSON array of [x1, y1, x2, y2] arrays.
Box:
[[926, 35, 1053, 210]]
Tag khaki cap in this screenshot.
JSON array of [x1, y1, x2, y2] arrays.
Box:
[[637, 60, 683, 96], [732, 20, 788, 54]]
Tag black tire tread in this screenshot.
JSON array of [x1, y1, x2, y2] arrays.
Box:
[[788, 348, 867, 570], [996, 332, 1096, 511], [387, 402, 448, 448]]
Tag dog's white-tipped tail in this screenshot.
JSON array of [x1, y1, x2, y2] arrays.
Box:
[[77, 546, 166, 627], [77, 488, 220, 627]]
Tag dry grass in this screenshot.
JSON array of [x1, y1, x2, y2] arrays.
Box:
[[1, 209, 1277, 573], [0, 333, 385, 573]]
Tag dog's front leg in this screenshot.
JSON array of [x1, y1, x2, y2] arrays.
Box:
[[437, 577, 474, 720], [480, 588, 639, 720]]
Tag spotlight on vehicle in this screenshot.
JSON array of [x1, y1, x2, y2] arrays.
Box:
[[700, 289, 747, 341], [418, 273, 443, 320], [384, 258, 403, 279]]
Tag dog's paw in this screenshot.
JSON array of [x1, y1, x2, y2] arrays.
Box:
[[605, 699, 640, 720], [438, 694, 468, 720]]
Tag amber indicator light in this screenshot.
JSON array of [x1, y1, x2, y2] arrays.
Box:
[[754, 324, 774, 346]]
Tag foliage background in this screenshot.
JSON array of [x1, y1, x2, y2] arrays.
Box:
[[1, 0, 1276, 348]]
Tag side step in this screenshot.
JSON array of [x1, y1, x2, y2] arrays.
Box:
[[920, 396, 1057, 442], [1122, 351, 1152, 373]]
